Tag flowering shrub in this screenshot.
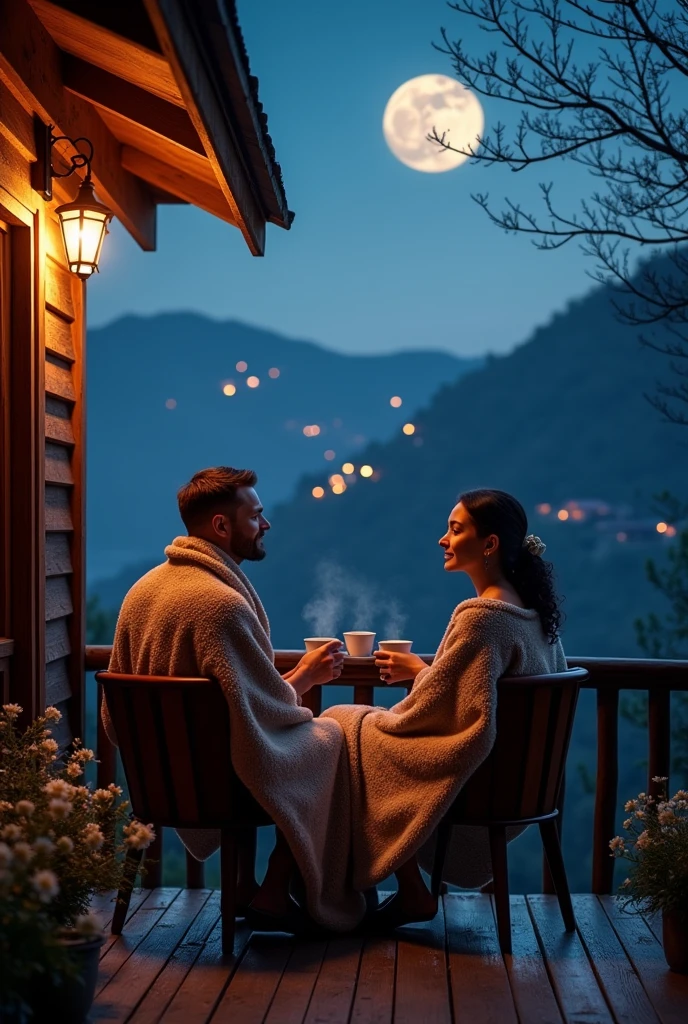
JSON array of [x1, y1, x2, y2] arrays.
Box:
[[0, 703, 155, 1013], [610, 777, 688, 919]]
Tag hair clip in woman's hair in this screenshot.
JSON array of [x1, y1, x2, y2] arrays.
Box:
[[523, 534, 546, 557]]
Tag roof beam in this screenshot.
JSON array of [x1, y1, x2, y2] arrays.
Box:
[[0, 0, 156, 250], [29, 0, 183, 107], [63, 57, 204, 156], [143, 0, 266, 256], [121, 146, 237, 226]]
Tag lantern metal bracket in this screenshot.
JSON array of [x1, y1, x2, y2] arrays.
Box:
[[31, 117, 95, 201]]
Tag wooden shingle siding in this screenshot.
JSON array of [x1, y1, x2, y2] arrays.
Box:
[[45, 396, 75, 445], [46, 575, 73, 621], [45, 310, 76, 362], [44, 256, 75, 321], [43, 232, 84, 754], [45, 617, 71, 664], [45, 441, 73, 484], [45, 352, 76, 402], [45, 484, 72, 531], [45, 532, 72, 576]]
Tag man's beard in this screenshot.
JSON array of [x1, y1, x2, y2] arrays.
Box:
[[233, 534, 266, 562]]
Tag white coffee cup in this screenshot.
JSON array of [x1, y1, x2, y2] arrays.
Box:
[[377, 640, 413, 654], [343, 631, 376, 657], [304, 637, 341, 653]]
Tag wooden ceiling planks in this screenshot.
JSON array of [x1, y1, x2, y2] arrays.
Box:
[[28, 0, 183, 107], [121, 147, 237, 225], [0, 0, 157, 249]]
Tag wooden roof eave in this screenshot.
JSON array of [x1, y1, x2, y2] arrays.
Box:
[[23, 0, 291, 254]]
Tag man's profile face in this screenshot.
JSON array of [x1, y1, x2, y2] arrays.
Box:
[[228, 487, 270, 562]]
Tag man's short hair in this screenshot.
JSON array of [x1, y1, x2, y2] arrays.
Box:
[[177, 466, 257, 531]]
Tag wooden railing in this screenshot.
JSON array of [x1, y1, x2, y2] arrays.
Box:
[[85, 646, 688, 895]]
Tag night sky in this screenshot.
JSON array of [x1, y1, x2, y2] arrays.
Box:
[[88, 0, 612, 357]]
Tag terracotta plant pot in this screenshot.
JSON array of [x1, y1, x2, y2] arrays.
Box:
[[662, 909, 688, 974], [27, 930, 105, 1023]]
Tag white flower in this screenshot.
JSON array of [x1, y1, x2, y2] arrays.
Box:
[[31, 869, 59, 902], [651, 776, 668, 784], [123, 822, 156, 850], [33, 837, 54, 856], [15, 800, 35, 817], [609, 836, 625, 853], [82, 824, 105, 850], [624, 799, 638, 812], [0, 842, 12, 867], [635, 830, 651, 850], [44, 780, 73, 800], [48, 798, 73, 820], [66, 761, 83, 779], [13, 842, 34, 864], [658, 809, 677, 825], [621, 877, 631, 888], [107, 784, 123, 797], [523, 534, 546, 557], [43, 706, 62, 723], [674, 790, 688, 801], [623, 817, 633, 830], [40, 738, 58, 755], [56, 835, 74, 854], [0, 801, 14, 813], [73, 748, 95, 764], [74, 910, 103, 937], [1, 824, 22, 841], [2, 704, 22, 718]]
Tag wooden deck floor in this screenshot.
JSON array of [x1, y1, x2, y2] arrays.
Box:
[[89, 889, 688, 1023]]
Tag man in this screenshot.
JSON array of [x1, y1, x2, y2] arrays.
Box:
[[102, 466, 366, 932]]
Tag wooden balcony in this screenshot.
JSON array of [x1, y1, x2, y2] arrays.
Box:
[[84, 649, 688, 1022], [89, 888, 687, 1023]]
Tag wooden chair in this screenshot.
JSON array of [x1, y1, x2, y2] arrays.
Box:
[[96, 671, 273, 953], [430, 667, 588, 954]]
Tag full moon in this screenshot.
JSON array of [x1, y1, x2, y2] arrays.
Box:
[[383, 74, 484, 173]]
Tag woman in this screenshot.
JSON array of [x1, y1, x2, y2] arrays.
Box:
[[321, 488, 567, 929]]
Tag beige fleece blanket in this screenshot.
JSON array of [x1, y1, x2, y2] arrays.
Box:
[[102, 536, 366, 931], [322, 599, 566, 890]]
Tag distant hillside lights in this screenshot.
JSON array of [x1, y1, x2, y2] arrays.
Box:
[[535, 500, 679, 545], [310, 464, 377, 498], [303, 425, 321, 437], [402, 423, 416, 435], [390, 396, 403, 408]]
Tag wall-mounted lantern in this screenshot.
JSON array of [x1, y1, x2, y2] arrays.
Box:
[[33, 119, 113, 280]]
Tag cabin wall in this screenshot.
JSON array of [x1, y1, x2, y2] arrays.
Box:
[[0, 87, 85, 747]]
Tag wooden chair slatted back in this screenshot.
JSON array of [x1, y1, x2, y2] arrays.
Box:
[[97, 672, 267, 829], [452, 669, 586, 822]]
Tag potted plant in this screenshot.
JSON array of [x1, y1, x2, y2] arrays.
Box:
[[610, 776, 688, 973], [0, 702, 156, 1021]]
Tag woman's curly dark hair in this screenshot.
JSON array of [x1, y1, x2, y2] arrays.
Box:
[[459, 488, 564, 644]]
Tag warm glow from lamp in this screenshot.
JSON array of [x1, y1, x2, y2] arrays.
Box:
[[342, 462, 355, 474], [236, 361, 248, 372], [55, 178, 112, 280], [557, 509, 569, 521], [268, 368, 280, 379], [656, 521, 668, 534], [402, 423, 415, 435], [303, 425, 321, 437], [312, 486, 325, 499], [222, 383, 236, 396], [332, 483, 346, 495], [390, 396, 402, 408], [246, 376, 260, 388], [360, 465, 373, 477]]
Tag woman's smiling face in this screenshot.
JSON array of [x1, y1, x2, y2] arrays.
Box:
[[439, 501, 497, 572]]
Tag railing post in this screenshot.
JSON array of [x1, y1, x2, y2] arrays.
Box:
[[354, 685, 374, 706], [648, 686, 671, 798], [186, 850, 205, 888], [592, 688, 618, 894], [96, 678, 117, 790], [143, 830, 164, 888], [302, 684, 322, 716]]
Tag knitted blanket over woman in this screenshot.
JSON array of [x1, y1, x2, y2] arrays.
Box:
[[102, 536, 366, 931], [322, 599, 567, 890]]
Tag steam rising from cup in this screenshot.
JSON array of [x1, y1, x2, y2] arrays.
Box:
[[302, 560, 408, 639]]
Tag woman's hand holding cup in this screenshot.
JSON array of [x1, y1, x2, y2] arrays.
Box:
[[375, 648, 427, 685]]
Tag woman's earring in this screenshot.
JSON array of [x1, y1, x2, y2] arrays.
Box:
[[484, 552, 490, 570]]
